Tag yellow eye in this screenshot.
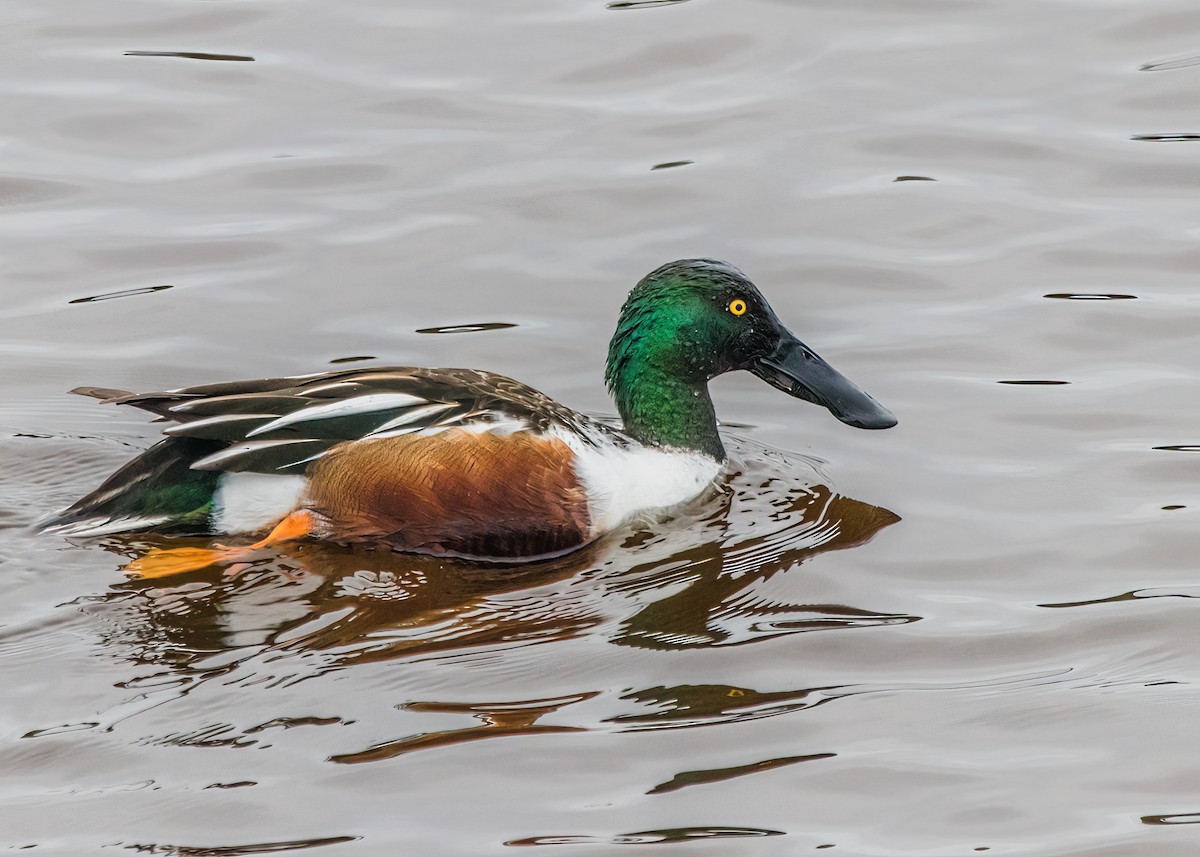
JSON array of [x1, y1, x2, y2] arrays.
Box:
[[728, 298, 747, 316]]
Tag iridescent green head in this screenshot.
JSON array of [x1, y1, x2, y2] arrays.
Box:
[[605, 259, 896, 459]]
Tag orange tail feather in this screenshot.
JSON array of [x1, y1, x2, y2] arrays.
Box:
[[124, 511, 315, 580]]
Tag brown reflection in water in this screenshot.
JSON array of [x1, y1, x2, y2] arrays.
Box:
[[246, 716, 348, 733], [1040, 586, 1200, 609], [328, 355, 375, 364], [1142, 812, 1200, 824], [96, 477, 902, 664], [330, 693, 597, 765], [611, 487, 908, 650], [646, 753, 834, 795]]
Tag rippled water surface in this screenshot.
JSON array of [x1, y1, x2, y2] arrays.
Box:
[[6, 0, 1200, 854]]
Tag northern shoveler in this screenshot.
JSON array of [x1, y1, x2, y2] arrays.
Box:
[[40, 259, 896, 577]]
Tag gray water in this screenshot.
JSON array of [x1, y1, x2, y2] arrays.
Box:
[[5, 0, 1200, 854]]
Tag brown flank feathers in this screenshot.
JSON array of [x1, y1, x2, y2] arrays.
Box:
[[306, 428, 590, 559]]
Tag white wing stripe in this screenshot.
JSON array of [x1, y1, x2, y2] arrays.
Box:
[[163, 413, 276, 436], [366, 403, 458, 434], [245, 393, 427, 437], [191, 439, 324, 470]]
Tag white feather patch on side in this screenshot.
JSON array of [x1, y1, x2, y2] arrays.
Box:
[[246, 393, 427, 437], [212, 473, 306, 534], [550, 429, 722, 534]]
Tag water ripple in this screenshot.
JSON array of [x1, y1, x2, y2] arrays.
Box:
[[124, 50, 255, 62], [506, 827, 784, 846], [1140, 53, 1200, 72], [646, 753, 835, 795], [119, 836, 360, 855]]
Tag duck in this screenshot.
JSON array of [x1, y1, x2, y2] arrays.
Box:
[[39, 259, 896, 578]]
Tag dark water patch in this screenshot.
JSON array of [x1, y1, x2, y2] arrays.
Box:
[[506, 827, 784, 846], [1153, 445, 1200, 452], [893, 175, 937, 182], [996, 380, 1070, 385], [606, 0, 691, 8], [1142, 812, 1200, 825], [647, 752, 835, 794], [69, 285, 172, 304], [1131, 133, 1200, 142], [120, 836, 359, 855], [1040, 586, 1200, 609], [651, 160, 694, 170], [1043, 292, 1137, 300], [1141, 54, 1200, 72], [328, 355, 375, 364], [415, 322, 517, 334], [124, 51, 255, 62], [204, 781, 256, 789]]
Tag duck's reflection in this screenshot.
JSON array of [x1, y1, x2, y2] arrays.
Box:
[[96, 485, 903, 664], [69, 451, 912, 752]]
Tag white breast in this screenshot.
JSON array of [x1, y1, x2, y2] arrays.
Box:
[[551, 429, 722, 534]]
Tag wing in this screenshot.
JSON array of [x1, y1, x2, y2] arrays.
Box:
[[77, 366, 622, 476]]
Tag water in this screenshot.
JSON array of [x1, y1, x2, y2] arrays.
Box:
[[4, 0, 1200, 853]]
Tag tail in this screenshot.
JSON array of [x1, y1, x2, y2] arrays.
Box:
[[38, 437, 224, 537], [123, 511, 315, 579], [69, 386, 134, 402]]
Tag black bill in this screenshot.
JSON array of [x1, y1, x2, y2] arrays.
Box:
[[750, 331, 897, 429]]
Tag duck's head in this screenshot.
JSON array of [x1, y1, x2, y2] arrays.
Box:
[[606, 259, 896, 456]]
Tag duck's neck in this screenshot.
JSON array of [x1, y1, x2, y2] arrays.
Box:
[[609, 364, 724, 460]]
